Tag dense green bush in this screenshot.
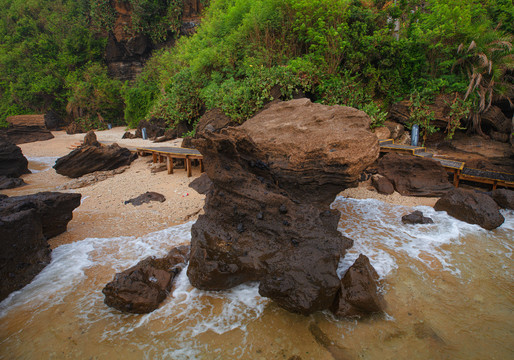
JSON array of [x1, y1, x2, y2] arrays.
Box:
[[0, 0, 105, 127], [65, 63, 124, 129], [1, 0, 511, 135]]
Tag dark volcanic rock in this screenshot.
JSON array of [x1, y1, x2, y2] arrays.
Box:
[[371, 174, 394, 195], [65, 122, 85, 135], [187, 99, 379, 315], [331, 254, 386, 318], [125, 192, 166, 206], [378, 153, 453, 197], [434, 188, 504, 230], [0, 176, 26, 189], [196, 108, 234, 135], [135, 118, 167, 139], [0, 209, 47, 301], [0, 136, 30, 177], [491, 189, 514, 210], [189, 173, 213, 195], [402, 210, 434, 225], [0, 192, 82, 238], [103, 245, 190, 313], [0, 126, 54, 144], [0, 192, 81, 301], [83, 130, 100, 147], [54, 143, 137, 178]]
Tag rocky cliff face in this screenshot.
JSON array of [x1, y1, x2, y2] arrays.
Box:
[[187, 99, 380, 314], [106, 0, 206, 80]]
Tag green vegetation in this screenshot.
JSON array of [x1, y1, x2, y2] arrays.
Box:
[[1, 0, 512, 137]]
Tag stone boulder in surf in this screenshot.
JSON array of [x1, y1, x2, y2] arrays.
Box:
[[54, 142, 137, 178], [0, 192, 81, 301], [187, 99, 380, 315], [103, 245, 190, 313], [331, 254, 386, 318], [378, 153, 453, 197], [434, 188, 504, 230], [0, 135, 30, 178]]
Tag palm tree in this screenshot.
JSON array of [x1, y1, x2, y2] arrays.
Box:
[[454, 30, 513, 136]]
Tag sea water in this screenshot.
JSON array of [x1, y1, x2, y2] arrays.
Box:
[[0, 197, 512, 359]]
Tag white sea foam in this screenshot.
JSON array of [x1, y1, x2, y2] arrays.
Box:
[[332, 196, 498, 280], [1, 198, 512, 358], [26, 156, 58, 172]]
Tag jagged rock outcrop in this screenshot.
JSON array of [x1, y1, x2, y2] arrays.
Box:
[[331, 254, 386, 318], [491, 189, 514, 210], [187, 99, 380, 315], [124, 192, 166, 206], [0, 135, 30, 178], [1, 115, 54, 144], [103, 245, 190, 313], [105, 0, 206, 80], [189, 173, 213, 195], [388, 94, 454, 129], [83, 130, 100, 147], [378, 153, 453, 197], [0, 192, 81, 301], [196, 108, 234, 136], [371, 174, 394, 195], [402, 210, 434, 225], [389, 96, 511, 137], [0, 176, 26, 190], [434, 188, 504, 230], [54, 143, 137, 178]]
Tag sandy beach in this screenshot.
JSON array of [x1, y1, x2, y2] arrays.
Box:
[[2, 127, 438, 248], [2, 127, 206, 248]]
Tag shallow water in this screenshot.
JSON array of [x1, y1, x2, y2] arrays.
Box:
[[1, 197, 512, 359]]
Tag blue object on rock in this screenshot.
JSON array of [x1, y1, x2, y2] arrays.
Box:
[[142, 128, 148, 140], [411, 124, 419, 146]]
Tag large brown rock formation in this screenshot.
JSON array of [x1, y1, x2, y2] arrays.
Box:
[[187, 99, 380, 315], [0, 192, 81, 301], [54, 143, 137, 178], [103, 245, 190, 313], [378, 153, 453, 197], [434, 188, 504, 230], [0, 135, 30, 178]]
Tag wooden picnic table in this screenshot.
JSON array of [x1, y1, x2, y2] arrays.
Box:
[[135, 147, 204, 177]]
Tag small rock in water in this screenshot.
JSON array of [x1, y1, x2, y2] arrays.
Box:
[[401, 210, 434, 225], [124, 191, 166, 206], [331, 254, 386, 318], [102, 245, 190, 314]]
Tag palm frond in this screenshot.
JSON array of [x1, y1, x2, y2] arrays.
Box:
[[467, 40, 476, 52]]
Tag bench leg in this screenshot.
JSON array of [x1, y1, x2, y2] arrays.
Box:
[[186, 158, 192, 177], [152, 153, 158, 163], [167, 156, 174, 174]]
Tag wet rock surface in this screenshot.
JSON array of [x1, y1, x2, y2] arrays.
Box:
[[434, 188, 504, 230], [54, 143, 137, 178], [189, 173, 213, 195], [103, 245, 190, 313], [187, 99, 380, 314], [371, 174, 395, 195], [402, 210, 434, 225], [124, 191, 166, 206], [490, 189, 514, 210], [0, 192, 81, 301], [331, 254, 386, 318], [378, 153, 453, 197], [0, 136, 30, 178]]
